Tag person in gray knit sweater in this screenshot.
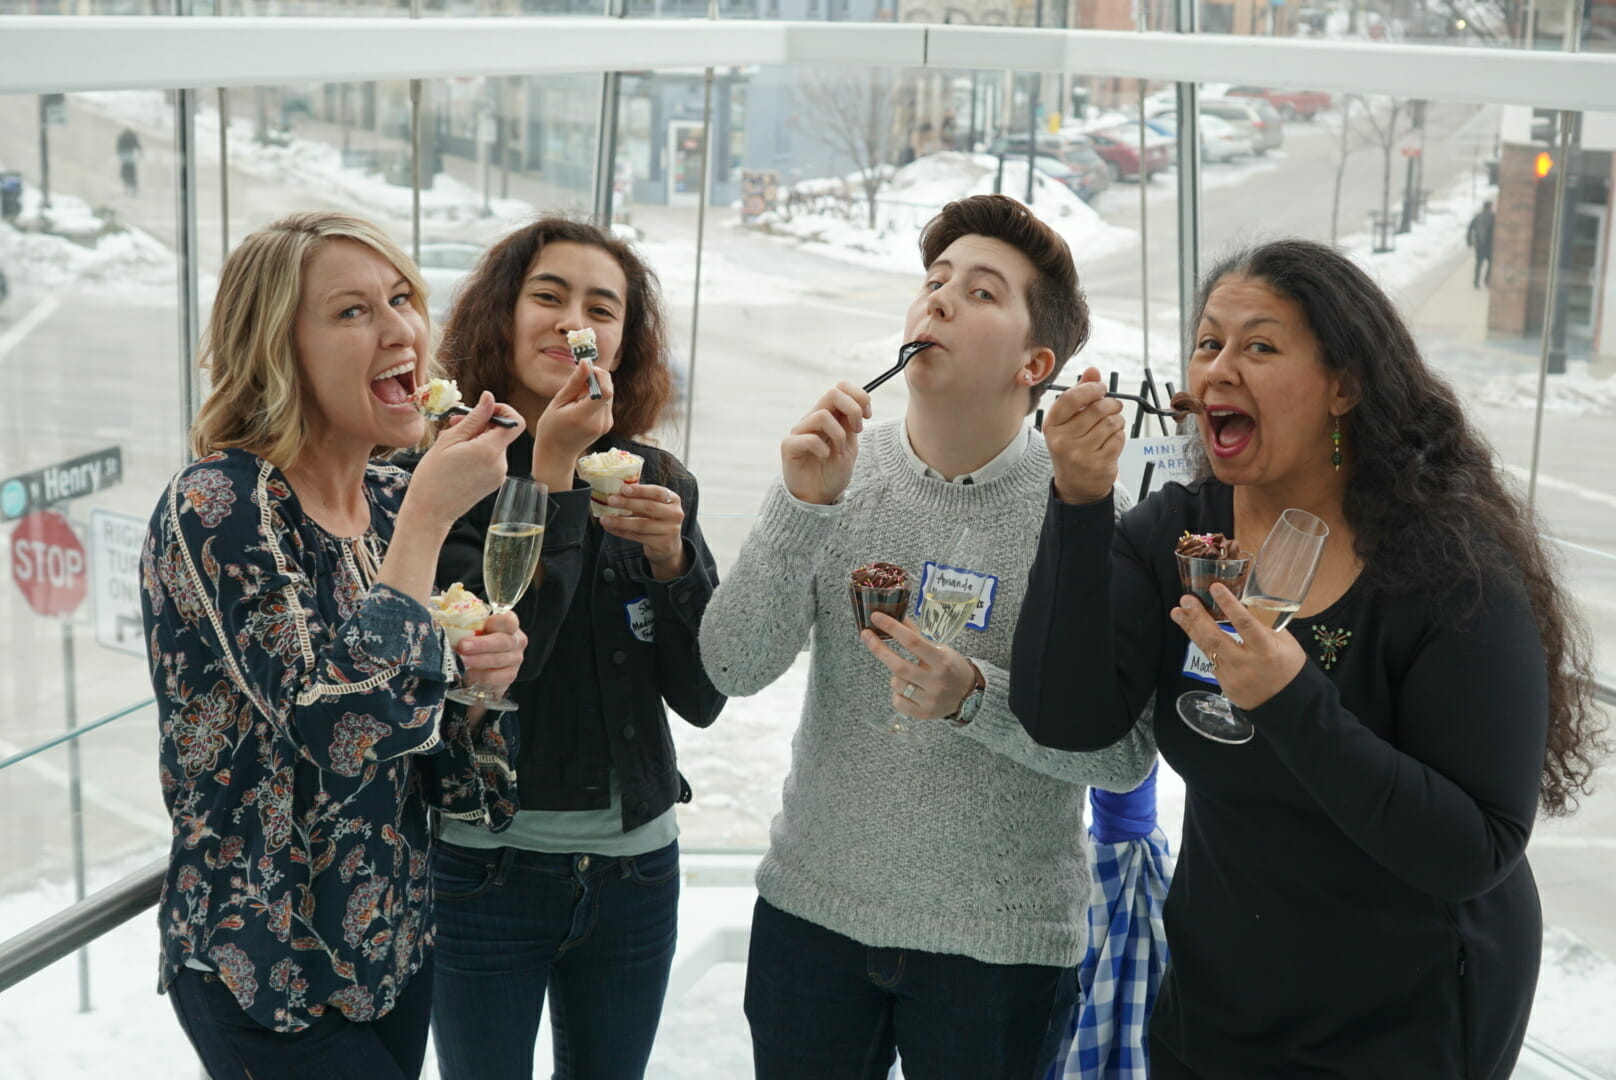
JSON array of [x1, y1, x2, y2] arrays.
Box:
[[699, 195, 1157, 1080]]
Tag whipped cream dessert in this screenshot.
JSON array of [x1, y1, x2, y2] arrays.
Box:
[[566, 328, 599, 364], [429, 582, 490, 647], [576, 448, 644, 518], [412, 377, 463, 417]]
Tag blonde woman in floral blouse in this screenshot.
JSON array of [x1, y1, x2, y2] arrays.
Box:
[[141, 212, 527, 1079]]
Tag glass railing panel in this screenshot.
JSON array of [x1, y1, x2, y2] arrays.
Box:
[[0, 709, 167, 906], [0, 85, 181, 913]]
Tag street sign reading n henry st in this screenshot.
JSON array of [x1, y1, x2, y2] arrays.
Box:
[[0, 447, 123, 522]]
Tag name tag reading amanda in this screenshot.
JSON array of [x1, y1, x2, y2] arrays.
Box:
[[1182, 625, 1243, 686], [916, 561, 998, 632]]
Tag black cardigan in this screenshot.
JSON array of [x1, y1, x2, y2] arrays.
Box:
[[429, 433, 726, 831], [1011, 479, 1548, 1079]]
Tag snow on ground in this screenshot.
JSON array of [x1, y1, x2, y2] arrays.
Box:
[[78, 90, 533, 230], [0, 177, 175, 299], [1470, 365, 1616, 415], [1341, 174, 1473, 297], [747, 152, 1137, 275]]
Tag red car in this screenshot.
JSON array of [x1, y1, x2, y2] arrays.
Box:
[[1086, 127, 1172, 181], [1226, 86, 1333, 121]]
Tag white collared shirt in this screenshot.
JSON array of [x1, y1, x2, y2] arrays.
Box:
[[899, 423, 1033, 486]]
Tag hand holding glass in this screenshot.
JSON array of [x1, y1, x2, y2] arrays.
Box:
[[446, 477, 547, 713], [886, 526, 982, 736], [1176, 508, 1329, 744]]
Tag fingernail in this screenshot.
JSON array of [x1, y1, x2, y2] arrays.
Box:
[[1170, 610, 1184, 625]]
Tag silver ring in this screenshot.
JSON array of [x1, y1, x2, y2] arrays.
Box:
[[902, 682, 919, 701], [664, 492, 675, 504]]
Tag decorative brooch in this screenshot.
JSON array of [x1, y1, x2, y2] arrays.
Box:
[[1313, 625, 1353, 670]]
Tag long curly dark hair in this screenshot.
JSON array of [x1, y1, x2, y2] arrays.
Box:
[[1194, 239, 1603, 816], [437, 217, 674, 441]]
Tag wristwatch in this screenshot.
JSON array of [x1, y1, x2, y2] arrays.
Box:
[[945, 664, 987, 727]]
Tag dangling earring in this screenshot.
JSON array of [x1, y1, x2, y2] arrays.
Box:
[[1330, 415, 1343, 472]]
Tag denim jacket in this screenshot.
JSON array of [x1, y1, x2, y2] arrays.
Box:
[[432, 433, 726, 832]]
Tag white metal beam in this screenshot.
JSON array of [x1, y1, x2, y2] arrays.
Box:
[[0, 15, 1612, 115]]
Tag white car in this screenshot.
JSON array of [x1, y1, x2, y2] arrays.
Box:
[[1196, 115, 1253, 163], [416, 241, 485, 323], [1148, 111, 1253, 164]]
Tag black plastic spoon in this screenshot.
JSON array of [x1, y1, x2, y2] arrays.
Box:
[[1048, 385, 1184, 418], [427, 402, 521, 429], [863, 340, 937, 393]]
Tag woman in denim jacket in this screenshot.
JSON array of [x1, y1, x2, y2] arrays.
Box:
[[423, 218, 726, 1080]]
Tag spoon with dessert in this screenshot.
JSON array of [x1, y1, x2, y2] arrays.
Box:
[[413, 377, 520, 428]]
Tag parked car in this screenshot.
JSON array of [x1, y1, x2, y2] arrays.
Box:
[[1148, 112, 1252, 163], [416, 240, 485, 323], [1085, 124, 1172, 181], [988, 132, 1110, 202], [1226, 85, 1332, 121], [1030, 154, 1090, 199], [1198, 97, 1284, 155]]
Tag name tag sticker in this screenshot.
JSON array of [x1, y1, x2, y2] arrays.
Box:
[[917, 561, 998, 631], [1182, 625, 1243, 686], [625, 596, 655, 643]]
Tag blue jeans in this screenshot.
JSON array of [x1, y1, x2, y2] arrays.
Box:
[[168, 957, 432, 1080], [745, 898, 1079, 1080], [430, 839, 680, 1080]]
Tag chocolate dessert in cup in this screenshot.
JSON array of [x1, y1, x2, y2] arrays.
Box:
[[848, 561, 913, 642], [1174, 532, 1251, 622]]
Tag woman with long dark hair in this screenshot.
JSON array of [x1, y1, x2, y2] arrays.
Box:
[[1013, 238, 1603, 1078], [423, 218, 726, 1080]]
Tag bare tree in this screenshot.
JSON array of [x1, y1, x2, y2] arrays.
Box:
[[793, 68, 901, 231], [1356, 96, 1412, 250], [1327, 96, 1375, 245]]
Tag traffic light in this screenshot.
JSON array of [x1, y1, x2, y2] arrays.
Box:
[[1535, 151, 1554, 179]]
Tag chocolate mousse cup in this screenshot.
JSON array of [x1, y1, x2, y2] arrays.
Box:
[[848, 563, 913, 640], [1175, 553, 1252, 622]]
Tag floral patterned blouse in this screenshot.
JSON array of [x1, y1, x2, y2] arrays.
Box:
[[142, 449, 518, 1032]]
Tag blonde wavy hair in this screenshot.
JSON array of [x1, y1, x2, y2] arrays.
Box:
[[189, 211, 434, 466]]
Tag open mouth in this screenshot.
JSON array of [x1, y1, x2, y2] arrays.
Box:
[[370, 361, 418, 406], [1206, 406, 1255, 456]]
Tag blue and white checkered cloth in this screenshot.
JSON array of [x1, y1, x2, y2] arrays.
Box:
[[1047, 764, 1173, 1080]]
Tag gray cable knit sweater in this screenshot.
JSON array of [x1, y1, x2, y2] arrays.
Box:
[[700, 419, 1156, 968]]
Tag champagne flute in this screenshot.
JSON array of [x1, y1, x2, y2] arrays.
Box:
[[446, 477, 547, 713], [887, 526, 984, 736], [1177, 508, 1329, 744]]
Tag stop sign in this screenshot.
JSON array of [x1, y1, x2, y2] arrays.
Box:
[[12, 510, 87, 617]]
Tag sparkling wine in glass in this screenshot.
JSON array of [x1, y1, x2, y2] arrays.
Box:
[[1177, 508, 1329, 744], [887, 526, 985, 736], [446, 477, 547, 713]]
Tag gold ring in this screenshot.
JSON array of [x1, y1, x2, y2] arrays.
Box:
[[1209, 649, 1219, 667], [902, 682, 919, 701]]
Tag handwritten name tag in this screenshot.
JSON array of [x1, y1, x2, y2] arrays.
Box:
[[916, 561, 999, 631], [1182, 625, 1243, 686], [625, 596, 655, 643]]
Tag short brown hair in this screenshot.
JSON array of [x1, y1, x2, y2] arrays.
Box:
[[439, 218, 673, 441], [190, 212, 430, 465], [918, 194, 1089, 410]]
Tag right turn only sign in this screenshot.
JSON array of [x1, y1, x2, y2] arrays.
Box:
[[90, 508, 147, 657]]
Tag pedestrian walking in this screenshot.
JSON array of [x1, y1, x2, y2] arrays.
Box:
[[1466, 200, 1495, 289], [116, 127, 142, 196]]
